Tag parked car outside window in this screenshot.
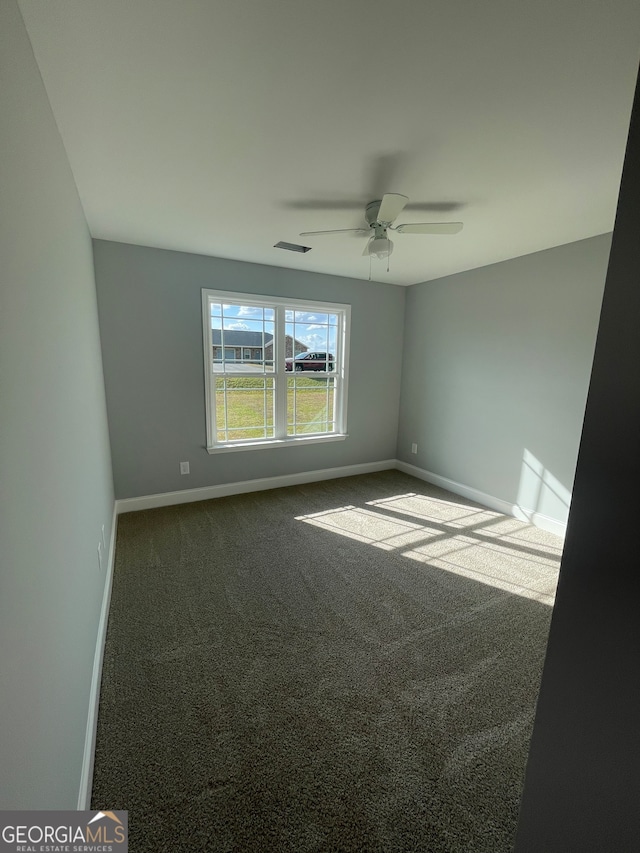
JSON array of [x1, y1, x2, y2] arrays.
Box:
[[285, 352, 335, 372]]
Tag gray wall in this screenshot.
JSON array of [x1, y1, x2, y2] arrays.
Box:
[[0, 2, 114, 808], [93, 240, 405, 500], [515, 65, 640, 851], [397, 235, 611, 527]]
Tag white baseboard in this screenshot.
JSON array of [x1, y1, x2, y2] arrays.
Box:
[[77, 503, 118, 810], [396, 460, 567, 538], [115, 458, 567, 537], [115, 459, 398, 514]]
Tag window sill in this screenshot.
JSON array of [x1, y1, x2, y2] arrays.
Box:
[[206, 433, 348, 454]]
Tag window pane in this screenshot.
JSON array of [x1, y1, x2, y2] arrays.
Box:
[[287, 376, 335, 435], [216, 376, 274, 442], [263, 321, 275, 371], [222, 318, 265, 333], [213, 304, 275, 373], [284, 311, 338, 372]]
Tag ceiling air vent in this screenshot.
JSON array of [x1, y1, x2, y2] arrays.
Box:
[[274, 241, 311, 253]]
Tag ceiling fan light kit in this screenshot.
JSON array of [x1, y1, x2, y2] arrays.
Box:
[[367, 235, 393, 259], [299, 193, 463, 266]]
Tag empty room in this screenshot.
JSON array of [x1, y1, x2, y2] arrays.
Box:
[[2, 1, 640, 851]]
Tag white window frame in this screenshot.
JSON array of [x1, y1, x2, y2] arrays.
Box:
[[202, 289, 350, 453]]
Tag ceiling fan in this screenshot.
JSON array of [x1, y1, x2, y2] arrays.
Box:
[[299, 193, 463, 259]]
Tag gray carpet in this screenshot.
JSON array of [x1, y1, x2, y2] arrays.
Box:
[[91, 470, 562, 852]]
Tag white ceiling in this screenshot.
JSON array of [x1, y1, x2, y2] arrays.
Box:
[[19, 0, 640, 286]]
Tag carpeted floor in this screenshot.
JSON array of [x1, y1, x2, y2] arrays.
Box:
[[91, 470, 562, 852]]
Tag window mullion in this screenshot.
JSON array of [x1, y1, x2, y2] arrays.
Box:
[[274, 306, 287, 438], [202, 294, 215, 447], [334, 313, 345, 432]]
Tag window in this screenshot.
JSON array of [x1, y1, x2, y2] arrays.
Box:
[[202, 289, 350, 452]]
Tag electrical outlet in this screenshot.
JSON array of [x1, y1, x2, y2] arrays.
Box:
[[411, 443, 418, 454], [180, 461, 190, 475]]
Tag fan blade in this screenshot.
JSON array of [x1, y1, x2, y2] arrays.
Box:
[[376, 193, 409, 225], [362, 238, 374, 257], [393, 222, 463, 234], [299, 228, 369, 237]]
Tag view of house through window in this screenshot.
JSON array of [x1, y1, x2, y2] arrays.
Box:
[[202, 290, 350, 449]]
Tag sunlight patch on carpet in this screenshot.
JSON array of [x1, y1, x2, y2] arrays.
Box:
[[297, 492, 560, 604]]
